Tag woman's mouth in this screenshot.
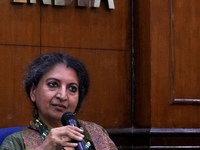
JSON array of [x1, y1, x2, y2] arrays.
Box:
[[52, 104, 66, 111]]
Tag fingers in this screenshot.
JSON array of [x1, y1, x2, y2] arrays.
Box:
[[57, 125, 84, 141], [37, 126, 84, 150], [48, 126, 84, 147], [60, 136, 78, 147], [65, 126, 84, 141]]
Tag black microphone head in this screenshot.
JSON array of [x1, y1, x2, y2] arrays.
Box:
[[61, 112, 78, 126]]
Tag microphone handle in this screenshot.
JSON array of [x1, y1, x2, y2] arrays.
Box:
[[61, 112, 86, 150], [75, 141, 86, 150]]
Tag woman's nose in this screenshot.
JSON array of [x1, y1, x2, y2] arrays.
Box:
[[56, 86, 67, 100]]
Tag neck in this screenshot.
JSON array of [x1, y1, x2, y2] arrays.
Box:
[[38, 115, 62, 128]]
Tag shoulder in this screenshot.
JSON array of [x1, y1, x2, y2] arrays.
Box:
[[0, 131, 25, 150], [78, 120, 109, 136], [79, 120, 103, 129], [78, 120, 118, 150]]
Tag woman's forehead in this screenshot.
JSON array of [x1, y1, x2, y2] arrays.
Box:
[[42, 64, 78, 82]]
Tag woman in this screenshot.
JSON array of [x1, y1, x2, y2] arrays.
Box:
[[0, 52, 117, 150]]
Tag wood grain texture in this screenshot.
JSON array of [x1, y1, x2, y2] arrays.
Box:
[[0, 0, 40, 45], [150, 0, 200, 128], [0, 46, 40, 128], [134, 0, 151, 128], [172, 0, 200, 101], [40, 0, 131, 50]]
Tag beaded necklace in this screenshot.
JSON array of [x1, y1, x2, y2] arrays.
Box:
[[35, 119, 50, 140]]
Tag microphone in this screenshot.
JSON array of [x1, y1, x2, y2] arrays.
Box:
[[61, 112, 86, 150]]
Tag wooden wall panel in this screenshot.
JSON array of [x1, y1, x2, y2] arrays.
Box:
[[150, 0, 200, 128], [41, 48, 131, 128], [150, 0, 172, 128], [0, 46, 40, 128], [173, 0, 200, 101], [133, 0, 200, 148], [0, 1, 132, 148], [41, 0, 131, 50], [134, 0, 151, 128], [0, 0, 40, 45]]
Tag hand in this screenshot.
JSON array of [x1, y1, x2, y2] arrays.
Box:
[[35, 125, 84, 150]]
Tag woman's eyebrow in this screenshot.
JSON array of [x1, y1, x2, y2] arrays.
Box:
[[46, 78, 60, 82], [46, 78, 79, 85], [68, 82, 79, 86]]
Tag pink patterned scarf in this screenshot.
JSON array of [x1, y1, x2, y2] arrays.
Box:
[[21, 120, 117, 150]]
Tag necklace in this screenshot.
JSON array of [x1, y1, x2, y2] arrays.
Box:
[[35, 119, 50, 140]]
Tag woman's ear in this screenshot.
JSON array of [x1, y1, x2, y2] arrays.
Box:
[[30, 86, 36, 102]]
